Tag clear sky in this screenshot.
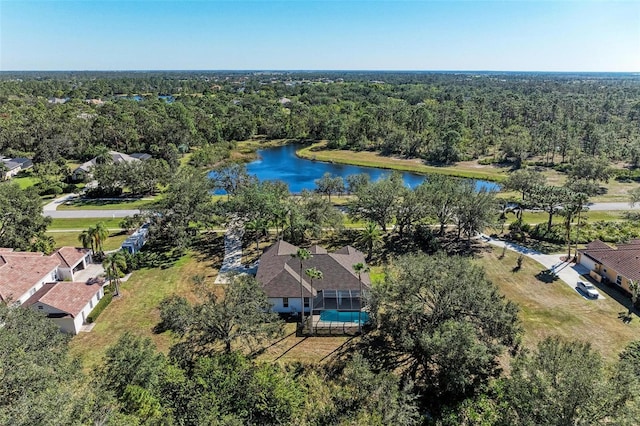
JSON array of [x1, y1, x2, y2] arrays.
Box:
[[0, 0, 638, 72]]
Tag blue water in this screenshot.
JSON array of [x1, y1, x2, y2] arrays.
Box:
[[320, 310, 370, 324], [241, 144, 499, 193]]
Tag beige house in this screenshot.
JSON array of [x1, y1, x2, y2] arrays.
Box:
[[578, 239, 640, 294]]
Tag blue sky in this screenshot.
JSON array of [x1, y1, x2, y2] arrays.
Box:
[[1, 1, 638, 71]]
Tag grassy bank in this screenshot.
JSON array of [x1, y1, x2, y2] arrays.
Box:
[[478, 247, 640, 361], [297, 142, 508, 182]]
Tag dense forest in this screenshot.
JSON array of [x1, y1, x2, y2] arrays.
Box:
[[1, 71, 640, 168]]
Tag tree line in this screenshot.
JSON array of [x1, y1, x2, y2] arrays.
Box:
[[2, 72, 640, 170]]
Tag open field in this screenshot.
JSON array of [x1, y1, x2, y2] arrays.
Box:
[[477, 247, 640, 361], [57, 197, 159, 211], [297, 142, 509, 182], [47, 231, 128, 251]]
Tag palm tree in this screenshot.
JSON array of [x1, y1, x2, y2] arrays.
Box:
[[103, 251, 127, 297], [91, 221, 109, 255], [78, 229, 95, 255], [291, 248, 312, 327], [245, 218, 266, 252], [305, 267, 323, 334], [357, 222, 382, 261], [352, 262, 370, 333]]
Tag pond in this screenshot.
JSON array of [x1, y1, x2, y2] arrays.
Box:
[[242, 144, 500, 193]]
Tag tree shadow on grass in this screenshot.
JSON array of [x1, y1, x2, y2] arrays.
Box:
[[191, 231, 225, 267], [535, 269, 559, 284]]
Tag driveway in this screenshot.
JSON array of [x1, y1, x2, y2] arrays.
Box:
[[480, 234, 603, 300]]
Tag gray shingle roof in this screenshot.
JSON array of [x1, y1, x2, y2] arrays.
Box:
[[256, 241, 371, 299]]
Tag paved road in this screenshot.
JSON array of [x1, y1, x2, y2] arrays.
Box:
[[42, 193, 141, 218], [586, 202, 639, 211], [479, 234, 602, 300]]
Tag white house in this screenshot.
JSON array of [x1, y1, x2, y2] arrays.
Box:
[[24, 281, 104, 334], [52, 247, 92, 281], [0, 247, 102, 334]]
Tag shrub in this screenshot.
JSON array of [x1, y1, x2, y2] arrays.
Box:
[[87, 290, 113, 323], [156, 295, 193, 334], [529, 223, 564, 243]]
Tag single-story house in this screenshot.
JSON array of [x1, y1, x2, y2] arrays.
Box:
[[1, 156, 33, 179], [578, 239, 640, 294], [71, 150, 149, 181], [24, 280, 104, 334], [0, 247, 101, 334], [255, 240, 371, 316]]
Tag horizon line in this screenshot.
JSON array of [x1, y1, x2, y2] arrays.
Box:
[[1, 69, 639, 74]]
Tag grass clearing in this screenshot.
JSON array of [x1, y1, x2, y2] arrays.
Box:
[[69, 252, 220, 370], [255, 322, 353, 364], [297, 142, 508, 182], [477, 247, 640, 361], [12, 174, 38, 189], [49, 218, 123, 230]]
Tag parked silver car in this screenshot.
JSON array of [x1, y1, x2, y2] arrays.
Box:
[[577, 281, 600, 299]]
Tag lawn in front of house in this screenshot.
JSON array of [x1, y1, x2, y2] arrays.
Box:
[[48, 218, 123, 230], [477, 247, 640, 361], [47, 231, 128, 251]]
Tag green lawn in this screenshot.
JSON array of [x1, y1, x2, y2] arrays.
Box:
[[69, 253, 217, 369], [57, 197, 160, 210], [49, 218, 124, 230], [519, 210, 625, 225], [477, 247, 640, 361], [47, 231, 128, 250], [12, 174, 38, 189]]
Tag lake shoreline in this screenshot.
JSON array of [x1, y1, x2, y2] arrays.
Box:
[[295, 141, 507, 183]]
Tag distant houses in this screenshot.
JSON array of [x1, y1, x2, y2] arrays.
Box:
[[1, 156, 32, 179], [0, 247, 103, 334], [71, 150, 151, 181], [578, 239, 640, 294]]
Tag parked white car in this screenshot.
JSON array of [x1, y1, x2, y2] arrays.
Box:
[[577, 281, 600, 299]]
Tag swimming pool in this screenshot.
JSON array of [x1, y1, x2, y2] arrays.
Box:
[[319, 310, 370, 324]]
